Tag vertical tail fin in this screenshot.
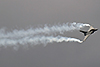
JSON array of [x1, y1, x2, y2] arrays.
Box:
[[80, 30, 87, 36]]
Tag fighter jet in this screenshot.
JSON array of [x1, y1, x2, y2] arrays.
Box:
[[80, 26, 98, 42]]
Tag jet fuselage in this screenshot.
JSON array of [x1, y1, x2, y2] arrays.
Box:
[[80, 26, 98, 43]]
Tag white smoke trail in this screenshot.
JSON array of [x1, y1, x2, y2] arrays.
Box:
[[0, 22, 90, 38], [0, 36, 83, 49], [0, 22, 90, 49]]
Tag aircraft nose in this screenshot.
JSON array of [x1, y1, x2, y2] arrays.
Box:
[[96, 29, 98, 31]]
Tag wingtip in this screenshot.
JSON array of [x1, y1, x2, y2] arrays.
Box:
[[79, 41, 83, 43]]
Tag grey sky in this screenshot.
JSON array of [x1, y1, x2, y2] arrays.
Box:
[[0, 0, 100, 67]]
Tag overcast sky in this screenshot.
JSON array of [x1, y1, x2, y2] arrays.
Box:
[[0, 0, 100, 67]]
